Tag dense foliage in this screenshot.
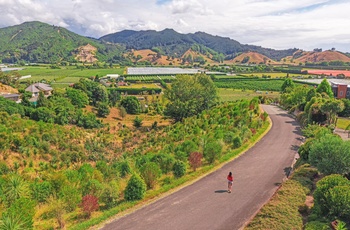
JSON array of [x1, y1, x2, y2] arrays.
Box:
[[0, 97, 267, 228]]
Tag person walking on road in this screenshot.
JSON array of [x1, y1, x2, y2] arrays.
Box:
[[227, 172, 233, 193]]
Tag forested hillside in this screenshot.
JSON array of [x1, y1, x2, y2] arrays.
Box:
[[0, 21, 127, 64]]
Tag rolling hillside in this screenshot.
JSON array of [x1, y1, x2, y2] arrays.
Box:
[[294, 50, 350, 63], [100, 29, 298, 61]]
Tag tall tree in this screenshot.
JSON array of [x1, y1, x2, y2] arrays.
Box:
[[281, 78, 295, 93], [164, 74, 217, 122], [316, 79, 333, 98]]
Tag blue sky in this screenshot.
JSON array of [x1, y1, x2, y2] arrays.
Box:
[[0, 0, 349, 52]]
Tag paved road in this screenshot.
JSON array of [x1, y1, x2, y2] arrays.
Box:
[[102, 105, 302, 230]]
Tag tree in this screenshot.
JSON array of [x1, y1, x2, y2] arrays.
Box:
[[120, 96, 141, 114], [97, 102, 110, 118], [124, 174, 146, 201], [3, 174, 30, 205], [203, 139, 223, 164], [316, 79, 333, 98], [108, 88, 121, 107], [320, 99, 344, 125], [81, 194, 99, 218], [188, 152, 203, 171], [164, 74, 217, 122], [66, 88, 89, 108], [281, 78, 295, 93]]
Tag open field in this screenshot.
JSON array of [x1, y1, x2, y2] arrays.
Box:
[[17, 66, 125, 78], [218, 88, 279, 101], [119, 83, 161, 89], [336, 117, 350, 130], [305, 69, 350, 77]]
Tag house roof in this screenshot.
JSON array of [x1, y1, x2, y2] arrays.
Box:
[[0, 93, 20, 98], [25, 83, 53, 93]]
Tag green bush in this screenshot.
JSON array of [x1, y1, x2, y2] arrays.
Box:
[[172, 161, 186, 178], [313, 174, 350, 218], [124, 174, 146, 201], [1, 197, 35, 229]]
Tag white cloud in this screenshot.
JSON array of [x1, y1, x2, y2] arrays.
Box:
[[0, 0, 349, 52]]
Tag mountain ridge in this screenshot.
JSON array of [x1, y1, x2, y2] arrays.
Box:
[[0, 21, 349, 65]]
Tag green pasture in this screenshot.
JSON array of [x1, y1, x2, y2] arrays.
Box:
[[18, 66, 125, 79], [218, 88, 279, 101]]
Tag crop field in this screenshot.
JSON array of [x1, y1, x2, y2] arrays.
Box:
[[119, 83, 160, 89], [305, 69, 350, 77], [240, 72, 307, 78], [218, 88, 279, 101]]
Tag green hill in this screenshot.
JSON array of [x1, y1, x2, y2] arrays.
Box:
[[0, 21, 127, 64]]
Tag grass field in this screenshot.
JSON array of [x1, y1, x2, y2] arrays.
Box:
[[336, 117, 350, 129], [218, 88, 279, 101]]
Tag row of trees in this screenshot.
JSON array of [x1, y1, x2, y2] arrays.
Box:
[[280, 78, 345, 127]]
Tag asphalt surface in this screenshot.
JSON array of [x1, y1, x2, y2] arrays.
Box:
[[102, 105, 302, 230]]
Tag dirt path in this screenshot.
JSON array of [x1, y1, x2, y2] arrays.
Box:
[[101, 105, 302, 230]]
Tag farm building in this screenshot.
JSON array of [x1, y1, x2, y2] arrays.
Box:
[[0, 93, 21, 103], [25, 83, 53, 98], [330, 81, 350, 99]]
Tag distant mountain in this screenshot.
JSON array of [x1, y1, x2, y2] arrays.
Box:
[[0, 21, 127, 64], [100, 29, 298, 61]]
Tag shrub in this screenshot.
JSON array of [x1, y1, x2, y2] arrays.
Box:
[[173, 161, 186, 178], [124, 174, 146, 201], [188, 152, 203, 171], [117, 160, 131, 178], [81, 194, 99, 218], [151, 153, 175, 174], [203, 139, 223, 164], [100, 181, 119, 209], [232, 136, 242, 149], [30, 181, 53, 203], [313, 174, 350, 217], [140, 162, 161, 189], [59, 185, 82, 212], [1, 197, 35, 229]]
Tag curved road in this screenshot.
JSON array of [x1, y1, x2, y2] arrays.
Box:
[[102, 105, 302, 230]]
